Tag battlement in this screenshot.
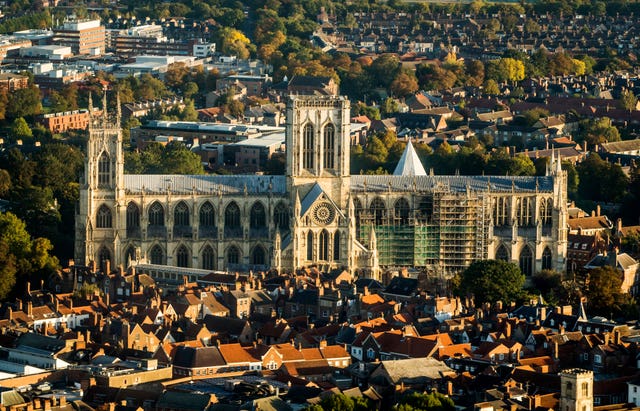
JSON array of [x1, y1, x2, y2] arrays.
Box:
[[560, 368, 593, 378]]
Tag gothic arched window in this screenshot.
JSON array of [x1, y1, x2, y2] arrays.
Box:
[[252, 246, 266, 265], [542, 246, 552, 270], [541, 198, 553, 225], [227, 246, 240, 265], [98, 152, 110, 188], [96, 204, 112, 228], [323, 123, 335, 169], [370, 197, 386, 225], [176, 245, 189, 267], [519, 245, 533, 276], [303, 123, 314, 170], [148, 202, 165, 226], [199, 202, 215, 227], [202, 245, 215, 270], [307, 231, 314, 261], [494, 197, 509, 226], [496, 244, 509, 261], [150, 245, 164, 265], [319, 229, 329, 261], [174, 201, 190, 226], [274, 202, 289, 230], [127, 202, 140, 229], [394, 198, 410, 225], [225, 202, 241, 228], [334, 231, 341, 260], [250, 202, 266, 229]]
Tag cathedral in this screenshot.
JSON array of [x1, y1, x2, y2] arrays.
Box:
[[75, 93, 568, 279]]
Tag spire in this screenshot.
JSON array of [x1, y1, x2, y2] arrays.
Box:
[[116, 91, 121, 128], [393, 140, 427, 176], [294, 189, 301, 220], [368, 225, 377, 250], [578, 300, 588, 321], [555, 149, 562, 174], [102, 87, 108, 122]]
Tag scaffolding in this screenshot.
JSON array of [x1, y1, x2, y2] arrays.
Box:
[[356, 185, 490, 274]]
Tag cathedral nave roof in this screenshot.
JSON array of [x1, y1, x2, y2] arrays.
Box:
[[124, 174, 287, 195]]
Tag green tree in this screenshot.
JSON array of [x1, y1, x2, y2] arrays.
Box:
[[10, 117, 33, 140], [585, 266, 629, 316], [531, 269, 563, 304], [304, 393, 371, 411], [483, 79, 500, 95], [6, 85, 42, 119], [160, 142, 204, 174], [455, 259, 525, 305], [394, 391, 455, 411], [577, 153, 628, 202], [577, 118, 620, 148], [620, 89, 638, 111]]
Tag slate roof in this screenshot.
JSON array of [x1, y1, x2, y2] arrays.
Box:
[[384, 277, 418, 297], [172, 345, 225, 368], [16, 332, 66, 354], [156, 391, 213, 411], [124, 175, 286, 195], [202, 315, 249, 336], [373, 357, 454, 384], [350, 175, 554, 193]]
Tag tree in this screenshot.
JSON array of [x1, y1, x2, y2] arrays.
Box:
[[394, 391, 455, 411], [531, 269, 563, 304], [577, 153, 628, 202], [160, 142, 205, 174], [304, 393, 371, 411], [455, 260, 525, 305], [577, 117, 620, 147], [483, 79, 500, 95], [6, 85, 42, 119], [620, 89, 638, 111], [390, 72, 419, 97], [218, 27, 252, 59], [585, 266, 629, 316], [10, 117, 32, 140]]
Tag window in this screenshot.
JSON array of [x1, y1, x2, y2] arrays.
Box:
[[496, 244, 509, 261], [225, 202, 241, 228], [127, 202, 140, 229], [367, 348, 375, 360], [202, 245, 215, 270], [319, 230, 329, 261], [494, 197, 509, 226], [542, 247, 552, 270], [176, 245, 189, 267], [98, 152, 110, 187], [98, 247, 111, 271], [394, 198, 410, 225], [150, 245, 163, 265], [96, 204, 112, 228], [307, 231, 313, 261], [323, 123, 335, 169], [174, 201, 190, 226], [370, 197, 386, 225], [516, 197, 534, 226], [582, 382, 589, 396], [252, 246, 265, 265], [333, 231, 341, 260], [227, 246, 240, 265], [541, 198, 553, 225], [250, 202, 266, 229], [303, 123, 314, 170], [148, 202, 164, 226], [519, 246, 533, 276], [273, 202, 289, 230], [594, 354, 602, 364], [199, 202, 215, 227]]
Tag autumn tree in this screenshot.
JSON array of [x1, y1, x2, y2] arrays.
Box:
[[577, 117, 621, 147], [218, 27, 253, 59], [390, 72, 419, 98]]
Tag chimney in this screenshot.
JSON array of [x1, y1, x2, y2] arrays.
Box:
[[617, 218, 623, 235], [26, 282, 31, 297], [363, 286, 369, 296], [596, 204, 601, 216], [16, 299, 22, 311], [6, 307, 11, 321], [553, 341, 559, 360], [27, 301, 32, 317], [105, 259, 111, 274], [59, 397, 66, 406], [318, 286, 324, 296]]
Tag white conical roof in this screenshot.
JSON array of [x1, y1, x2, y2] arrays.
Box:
[[393, 140, 427, 176]]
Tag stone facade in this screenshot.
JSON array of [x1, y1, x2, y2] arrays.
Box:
[[75, 94, 567, 279]]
